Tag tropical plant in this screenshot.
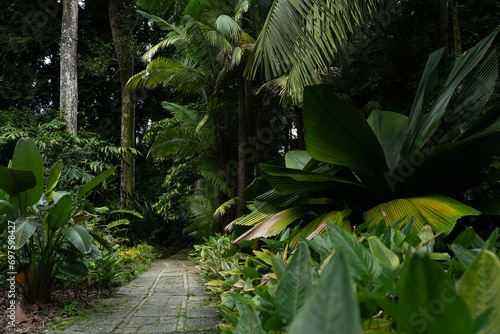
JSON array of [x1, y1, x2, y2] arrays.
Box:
[[0, 138, 115, 304], [232, 26, 500, 243], [244, 0, 396, 106], [192, 216, 500, 333]]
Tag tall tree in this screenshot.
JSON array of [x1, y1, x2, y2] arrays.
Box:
[[109, 0, 142, 209], [60, 0, 79, 135]]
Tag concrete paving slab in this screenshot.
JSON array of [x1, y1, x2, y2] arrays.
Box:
[[47, 250, 220, 333]]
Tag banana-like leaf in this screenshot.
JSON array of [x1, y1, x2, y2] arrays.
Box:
[[0, 166, 36, 197], [275, 242, 312, 324], [288, 252, 362, 334], [14, 217, 40, 250], [0, 200, 18, 221], [46, 194, 72, 229], [368, 236, 400, 270], [61, 225, 93, 254], [10, 138, 44, 211], [77, 168, 116, 200], [303, 85, 389, 195], [45, 160, 63, 195], [458, 250, 500, 334], [367, 110, 408, 172], [327, 217, 381, 281], [364, 195, 480, 235], [396, 254, 473, 333]]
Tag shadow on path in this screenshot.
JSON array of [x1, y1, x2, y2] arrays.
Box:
[[48, 250, 220, 334]]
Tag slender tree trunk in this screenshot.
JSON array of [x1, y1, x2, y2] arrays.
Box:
[[440, 0, 449, 68], [60, 0, 78, 135], [451, 0, 462, 59], [109, 0, 138, 210], [237, 65, 247, 216]]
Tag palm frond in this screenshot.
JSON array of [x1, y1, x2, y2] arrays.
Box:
[[137, 0, 175, 17], [127, 57, 210, 94], [147, 126, 206, 160], [161, 101, 202, 129]]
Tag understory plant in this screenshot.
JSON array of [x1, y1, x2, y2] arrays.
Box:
[[192, 216, 500, 333], [0, 138, 115, 304]]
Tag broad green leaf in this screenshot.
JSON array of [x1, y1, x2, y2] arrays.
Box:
[[14, 217, 40, 249], [327, 217, 381, 281], [452, 244, 479, 269], [77, 168, 116, 200], [9, 138, 44, 210], [288, 252, 362, 334], [62, 225, 93, 254], [46, 194, 72, 229], [0, 167, 36, 196], [413, 27, 500, 152], [364, 195, 480, 235], [458, 250, 500, 334], [59, 259, 88, 277], [46, 160, 63, 195], [368, 236, 400, 270], [399, 48, 444, 159], [234, 303, 265, 334], [452, 227, 477, 248], [0, 200, 18, 221], [367, 109, 408, 172], [303, 86, 389, 189], [275, 242, 312, 324], [397, 254, 473, 334], [284, 150, 312, 170]]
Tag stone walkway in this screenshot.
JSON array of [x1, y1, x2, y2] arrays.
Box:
[[48, 250, 220, 334]]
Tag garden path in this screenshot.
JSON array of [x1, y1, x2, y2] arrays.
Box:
[[48, 249, 220, 334]]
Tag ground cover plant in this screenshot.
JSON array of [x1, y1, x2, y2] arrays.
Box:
[[191, 216, 500, 333]]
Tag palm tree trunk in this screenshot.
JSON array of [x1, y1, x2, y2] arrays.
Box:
[[60, 0, 78, 135]]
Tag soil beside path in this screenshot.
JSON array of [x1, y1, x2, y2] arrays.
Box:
[[48, 249, 221, 334]]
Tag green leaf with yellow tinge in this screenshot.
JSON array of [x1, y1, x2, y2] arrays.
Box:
[[364, 195, 480, 235]]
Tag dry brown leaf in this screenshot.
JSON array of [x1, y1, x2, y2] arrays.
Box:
[[15, 304, 27, 324]]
